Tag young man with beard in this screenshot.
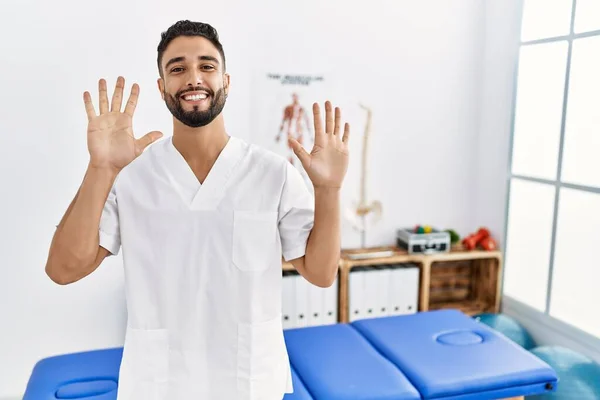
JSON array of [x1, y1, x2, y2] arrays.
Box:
[[45, 20, 350, 400]]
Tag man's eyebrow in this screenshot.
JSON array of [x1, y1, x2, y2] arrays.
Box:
[[165, 55, 220, 69], [165, 56, 185, 70], [199, 55, 220, 64]]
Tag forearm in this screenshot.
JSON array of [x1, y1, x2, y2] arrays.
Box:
[[304, 187, 341, 287], [46, 164, 118, 278]]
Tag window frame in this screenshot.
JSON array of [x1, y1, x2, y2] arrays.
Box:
[[503, 0, 600, 339]]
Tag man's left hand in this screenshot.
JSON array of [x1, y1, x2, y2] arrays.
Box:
[[288, 101, 350, 189]]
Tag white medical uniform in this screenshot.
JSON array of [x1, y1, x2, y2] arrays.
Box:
[[99, 135, 315, 400]]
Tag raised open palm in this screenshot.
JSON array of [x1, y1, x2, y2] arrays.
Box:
[[84, 77, 162, 172], [288, 101, 350, 189]]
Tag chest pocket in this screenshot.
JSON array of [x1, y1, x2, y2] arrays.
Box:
[[232, 211, 279, 272]]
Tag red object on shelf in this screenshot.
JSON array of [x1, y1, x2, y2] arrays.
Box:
[[479, 236, 498, 251], [462, 228, 491, 250]]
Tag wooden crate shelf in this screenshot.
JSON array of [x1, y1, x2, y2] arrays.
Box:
[[427, 256, 501, 316], [338, 245, 501, 323], [282, 245, 502, 323]]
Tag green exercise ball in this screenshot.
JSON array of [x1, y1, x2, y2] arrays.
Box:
[[527, 346, 600, 400], [473, 313, 537, 350]]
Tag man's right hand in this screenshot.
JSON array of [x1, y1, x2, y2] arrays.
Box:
[[84, 76, 163, 172]]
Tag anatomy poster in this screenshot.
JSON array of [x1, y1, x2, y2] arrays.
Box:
[[251, 72, 332, 192]]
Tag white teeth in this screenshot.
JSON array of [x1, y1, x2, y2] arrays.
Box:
[[184, 94, 208, 101]]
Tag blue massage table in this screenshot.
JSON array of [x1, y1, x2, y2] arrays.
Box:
[[23, 310, 558, 399]]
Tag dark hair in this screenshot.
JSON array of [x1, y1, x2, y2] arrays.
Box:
[[157, 20, 226, 76]]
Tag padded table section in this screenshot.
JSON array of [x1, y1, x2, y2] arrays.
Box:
[[23, 347, 122, 400], [25, 346, 312, 400], [352, 310, 558, 400], [284, 323, 420, 400], [284, 366, 314, 399]]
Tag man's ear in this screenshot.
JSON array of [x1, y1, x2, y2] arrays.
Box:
[[223, 73, 231, 96], [157, 78, 165, 100]]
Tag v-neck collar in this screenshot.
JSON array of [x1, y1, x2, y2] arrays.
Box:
[[162, 135, 245, 210]]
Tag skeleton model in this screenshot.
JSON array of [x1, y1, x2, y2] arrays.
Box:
[[345, 103, 382, 248]]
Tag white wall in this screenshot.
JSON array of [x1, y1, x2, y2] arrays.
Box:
[[474, 0, 523, 248], [0, 0, 486, 397]]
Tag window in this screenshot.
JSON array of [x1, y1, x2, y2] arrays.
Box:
[[505, 0, 600, 338]]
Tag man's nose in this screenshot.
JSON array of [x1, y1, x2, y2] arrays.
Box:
[[186, 69, 203, 87]]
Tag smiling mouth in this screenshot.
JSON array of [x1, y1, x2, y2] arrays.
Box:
[[181, 92, 210, 104]]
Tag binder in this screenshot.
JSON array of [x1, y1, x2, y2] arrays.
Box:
[[307, 279, 323, 327], [349, 267, 366, 322], [376, 265, 391, 318], [388, 264, 402, 316], [282, 269, 341, 328], [282, 270, 296, 329], [388, 263, 420, 316], [401, 263, 420, 314], [294, 272, 309, 327], [364, 267, 378, 319], [323, 275, 338, 324]]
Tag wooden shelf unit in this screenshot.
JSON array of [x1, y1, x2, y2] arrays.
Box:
[[283, 245, 502, 323], [338, 246, 502, 322], [282, 246, 502, 323]]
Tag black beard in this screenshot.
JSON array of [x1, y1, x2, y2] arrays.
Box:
[[164, 86, 227, 128]]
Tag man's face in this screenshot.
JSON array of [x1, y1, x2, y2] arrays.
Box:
[[158, 36, 229, 128]]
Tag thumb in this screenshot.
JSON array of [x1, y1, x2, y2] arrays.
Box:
[[135, 131, 163, 153], [288, 137, 311, 167]]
